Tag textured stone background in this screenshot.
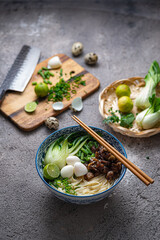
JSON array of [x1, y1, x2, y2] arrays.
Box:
[[0, 1, 160, 239]]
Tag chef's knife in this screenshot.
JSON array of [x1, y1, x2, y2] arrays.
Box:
[[0, 45, 41, 104]]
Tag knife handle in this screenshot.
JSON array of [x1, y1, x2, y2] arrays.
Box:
[[0, 87, 6, 105]]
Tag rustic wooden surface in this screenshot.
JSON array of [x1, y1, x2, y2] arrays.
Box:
[[0, 54, 100, 131]]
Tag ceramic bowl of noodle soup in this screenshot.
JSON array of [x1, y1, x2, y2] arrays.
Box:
[[35, 126, 127, 204]]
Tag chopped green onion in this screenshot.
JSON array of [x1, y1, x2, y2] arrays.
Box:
[[60, 68, 63, 77], [71, 90, 77, 94], [42, 67, 49, 70], [32, 81, 37, 85]]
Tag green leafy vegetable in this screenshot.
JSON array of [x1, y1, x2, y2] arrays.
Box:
[[136, 94, 160, 129], [103, 112, 119, 124], [103, 108, 135, 128], [44, 132, 99, 169], [120, 113, 135, 128], [135, 61, 160, 110], [44, 133, 89, 169]]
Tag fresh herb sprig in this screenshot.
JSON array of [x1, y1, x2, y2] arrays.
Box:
[[120, 113, 135, 128], [103, 112, 119, 124], [103, 108, 135, 128]]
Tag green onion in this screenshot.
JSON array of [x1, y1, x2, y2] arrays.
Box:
[[37, 67, 86, 102], [80, 81, 86, 86], [81, 148, 88, 155], [32, 81, 37, 85], [42, 67, 50, 70], [48, 72, 54, 77], [81, 152, 84, 160], [38, 71, 45, 79], [47, 81, 52, 85], [71, 89, 77, 94], [43, 80, 48, 84], [60, 68, 63, 77], [84, 145, 92, 154]]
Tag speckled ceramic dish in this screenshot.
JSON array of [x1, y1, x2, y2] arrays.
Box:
[[35, 126, 127, 204]]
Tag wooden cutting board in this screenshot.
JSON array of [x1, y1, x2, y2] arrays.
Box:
[[0, 54, 100, 131]]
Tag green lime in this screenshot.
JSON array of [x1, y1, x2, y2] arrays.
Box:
[[24, 102, 37, 113], [118, 96, 133, 113], [34, 82, 49, 97], [43, 163, 60, 180], [116, 84, 131, 98]]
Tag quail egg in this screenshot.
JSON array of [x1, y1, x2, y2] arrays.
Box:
[[61, 165, 74, 178], [84, 53, 98, 65], [45, 117, 59, 130], [74, 162, 88, 177], [72, 42, 83, 56], [66, 156, 81, 166]]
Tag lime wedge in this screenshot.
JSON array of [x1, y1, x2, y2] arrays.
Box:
[[43, 163, 60, 180], [24, 102, 37, 113]]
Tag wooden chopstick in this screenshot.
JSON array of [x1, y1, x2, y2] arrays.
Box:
[[72, 115, 154, 184], [72, 115, 154, 186]]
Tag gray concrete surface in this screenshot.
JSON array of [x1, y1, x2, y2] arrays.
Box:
[[0, 1, 160, 240]]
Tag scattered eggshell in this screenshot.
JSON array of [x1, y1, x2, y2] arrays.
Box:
[[47, 56, 62, 69], [66, 156, 81, 166], [71, 97, 83, 112], [84, 53, 98, 65], [74, 162, 88, 177], [72, 42, 83, 56], [45, 117, 59, 130], [52, 102, 64, 111], [61, 165, 74, 178]]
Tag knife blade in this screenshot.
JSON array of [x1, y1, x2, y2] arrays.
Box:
[[0, 45, 41, 104]]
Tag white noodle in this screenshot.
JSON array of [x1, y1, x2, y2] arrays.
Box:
[[55, 175, 113, 196]]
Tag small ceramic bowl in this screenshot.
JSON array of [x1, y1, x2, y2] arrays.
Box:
[[35, 126, 127, 204]]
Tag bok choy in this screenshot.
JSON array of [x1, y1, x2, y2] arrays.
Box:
[[135, 61, 160, 110], [44, 133, 89, 169], [136, 94, 160, 129]]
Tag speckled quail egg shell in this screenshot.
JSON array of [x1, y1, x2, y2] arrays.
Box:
[[72, 42, 83, 56], [84, 53, 98, 65], [52, 102, 64, 111], [61, 165, 74, 178], [66, 156, 81, 166], [71, 97, 83, 112], [74, 162, 88, 177]]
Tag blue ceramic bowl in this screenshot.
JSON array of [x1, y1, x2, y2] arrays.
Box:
[[35, 126, 127, 204]]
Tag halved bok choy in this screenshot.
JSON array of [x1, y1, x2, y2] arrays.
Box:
[[44, 133, 89, 169], [135, 61, 160, 110], [136, 94, 160, 129]]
